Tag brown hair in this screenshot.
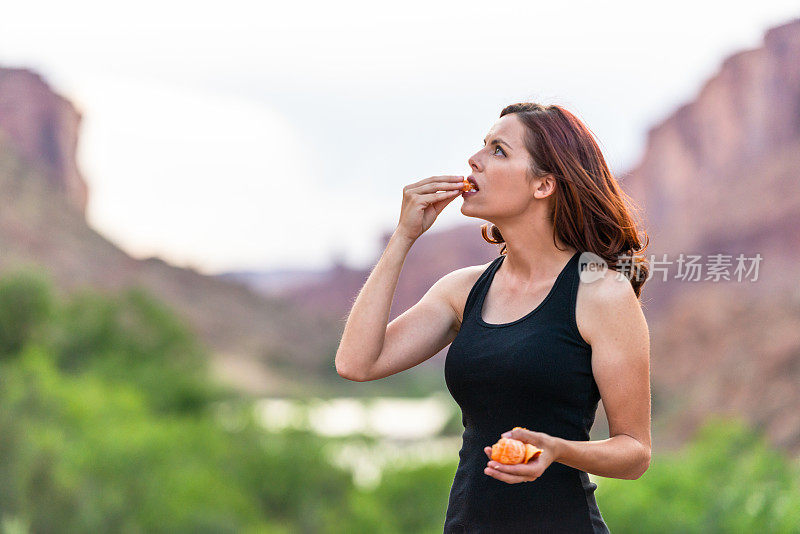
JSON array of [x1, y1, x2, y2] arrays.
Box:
[[480, 102, 650, 298]]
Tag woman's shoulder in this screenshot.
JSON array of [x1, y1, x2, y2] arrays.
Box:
[[437, 259, 498, 328], [576, 266, 644, 345], [577, 266, 637, 303]]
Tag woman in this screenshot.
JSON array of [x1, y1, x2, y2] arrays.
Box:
[[335, 102, 652, 533]]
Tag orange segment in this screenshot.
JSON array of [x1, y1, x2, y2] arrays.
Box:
[[524, 443, 543, 463]]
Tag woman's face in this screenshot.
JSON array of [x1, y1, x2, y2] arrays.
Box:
[[462, 113, 547, 219]]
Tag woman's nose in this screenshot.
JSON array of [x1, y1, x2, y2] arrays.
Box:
[[468, 152, 482, 171]]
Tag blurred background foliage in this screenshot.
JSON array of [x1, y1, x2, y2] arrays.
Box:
[[0, 269, 798, 533]]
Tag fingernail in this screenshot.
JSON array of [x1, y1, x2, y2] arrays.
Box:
[[502, 432, 511, 438]]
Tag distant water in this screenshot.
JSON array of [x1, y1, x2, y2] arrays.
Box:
[[253, 392, 462, 488], [255, 392, 455, 438]]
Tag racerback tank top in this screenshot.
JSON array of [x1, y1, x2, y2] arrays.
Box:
[[443, 250, 610, 533]]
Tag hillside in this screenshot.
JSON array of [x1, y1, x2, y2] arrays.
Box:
[[0, 67, 344, 397]]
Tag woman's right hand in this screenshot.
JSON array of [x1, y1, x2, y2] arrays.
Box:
[[395, 175, 465, 242]]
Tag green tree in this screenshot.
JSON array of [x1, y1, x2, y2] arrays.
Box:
[[596, 416, 800, 533], [0, 269, 53, 358]]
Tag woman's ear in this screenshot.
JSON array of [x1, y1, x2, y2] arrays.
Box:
[[532, 174, 556, 200]]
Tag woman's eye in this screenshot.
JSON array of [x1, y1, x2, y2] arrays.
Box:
[[493, 146, 505, 156]]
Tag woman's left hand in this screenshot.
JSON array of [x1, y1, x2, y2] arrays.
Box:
[[483, 427, 560, 484]]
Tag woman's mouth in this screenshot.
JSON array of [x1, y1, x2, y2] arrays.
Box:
[[462, 176, 480, 197]]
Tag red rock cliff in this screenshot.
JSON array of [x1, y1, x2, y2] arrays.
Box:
[[0, 67, 88, 215]]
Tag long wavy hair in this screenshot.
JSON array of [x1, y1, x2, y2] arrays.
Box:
[[480, 102, 650, 298]]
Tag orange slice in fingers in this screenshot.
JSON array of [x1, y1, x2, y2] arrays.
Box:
[[461, 177, 476, 192]]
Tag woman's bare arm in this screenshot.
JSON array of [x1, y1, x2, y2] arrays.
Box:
[[554, 270, 652, 479], [335, 231, 467, 382], [334, 231, 409, 381], [335, 176, 464, 382]]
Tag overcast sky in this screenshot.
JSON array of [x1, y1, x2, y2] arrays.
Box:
[[1, 1, 797, 274]]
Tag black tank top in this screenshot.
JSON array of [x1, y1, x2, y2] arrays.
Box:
[[443, 250, 610, 533]]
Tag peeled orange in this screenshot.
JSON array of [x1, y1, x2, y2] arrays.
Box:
[[490, 437, 542, 465]]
